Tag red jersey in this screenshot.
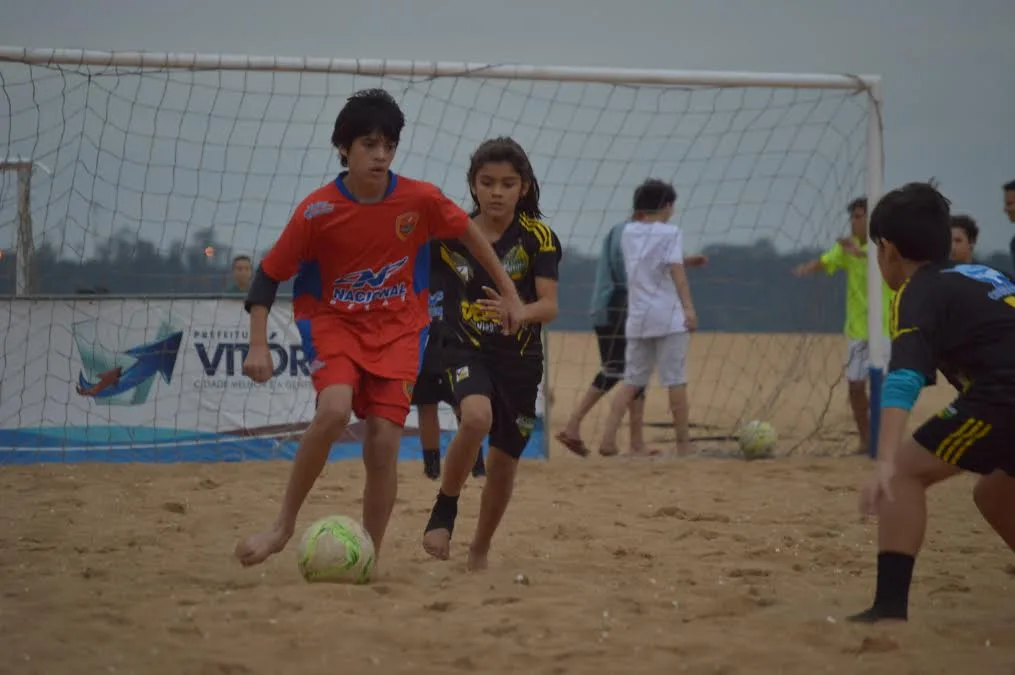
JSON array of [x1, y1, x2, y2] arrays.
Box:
[[261, 172, 470, 379]]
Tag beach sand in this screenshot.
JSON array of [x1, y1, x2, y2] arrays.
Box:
[[2, 332, 1013, 674]]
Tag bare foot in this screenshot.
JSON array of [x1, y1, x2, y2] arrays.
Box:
[[467, 544, 489, 571], [675, 441, 695, 457], [422, 528, 451, 560], [235, 525, 292, 567]]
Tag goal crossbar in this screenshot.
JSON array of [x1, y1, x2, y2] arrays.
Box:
[[0, 46, 880, 92]]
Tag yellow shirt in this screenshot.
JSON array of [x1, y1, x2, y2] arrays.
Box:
[[820, 237, 893, 340]]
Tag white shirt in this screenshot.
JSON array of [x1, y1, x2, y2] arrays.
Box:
[[620, 220, 686, 338]]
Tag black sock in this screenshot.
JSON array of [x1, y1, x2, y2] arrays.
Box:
[[848, 551, 915, 623], [422, 448, 441, 480], [424, 490, 458, 536]]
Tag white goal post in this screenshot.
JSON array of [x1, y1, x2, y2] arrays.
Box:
[[0, 46, 885, 464]]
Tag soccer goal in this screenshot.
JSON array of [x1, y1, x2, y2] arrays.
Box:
[[0, 46, 884, 464]]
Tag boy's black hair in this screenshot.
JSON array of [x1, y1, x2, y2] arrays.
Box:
[[232, 254, 251, 265], [950, 215, 979, 245], [869, 182, 952, 263], [633, 179, 677, 213], [331, 88, 405, 167], [1004, 179, 1015, 192], [847, 197, 868, 213]]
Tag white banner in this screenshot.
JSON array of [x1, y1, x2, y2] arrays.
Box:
[[0, 298, 547, 463]]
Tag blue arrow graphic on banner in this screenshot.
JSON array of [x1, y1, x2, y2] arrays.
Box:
[[76, 331, 184, 400]]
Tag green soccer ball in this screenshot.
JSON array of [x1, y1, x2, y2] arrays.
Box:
[[737, 420, 777, 460], [296, 515, 375, 584]]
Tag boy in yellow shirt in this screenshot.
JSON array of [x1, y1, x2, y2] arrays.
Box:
[[793, 197, 893, 455]]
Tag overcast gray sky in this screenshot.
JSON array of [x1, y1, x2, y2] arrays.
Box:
[[1, 0, 1013, 259]]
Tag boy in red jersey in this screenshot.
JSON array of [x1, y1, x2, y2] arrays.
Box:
[[235, 89, 524, 570]]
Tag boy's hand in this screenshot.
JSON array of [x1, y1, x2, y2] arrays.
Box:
[[684, 309, 699, 332], [684, 254, 709, 268], [244, 344, 274, 383], [480, 286, 525, 335], [859, 460, 895, 520]]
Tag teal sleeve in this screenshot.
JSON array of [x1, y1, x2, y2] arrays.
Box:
[[881, 368, 925, 411]]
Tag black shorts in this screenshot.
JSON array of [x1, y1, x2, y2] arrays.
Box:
[[445, 350, 542, 460], [914, 396, 1015, 476], [411, 371, 455, 406], [595, 323, 626, 378], [593, 319, 645, 399]]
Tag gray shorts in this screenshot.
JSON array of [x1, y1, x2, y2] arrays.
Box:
[[624, 332, 690, 388]]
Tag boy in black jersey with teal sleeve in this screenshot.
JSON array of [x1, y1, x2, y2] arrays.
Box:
[[849, 182, 1015, 624], [421, 137, 562, 571], [412, 243, 487, 480]]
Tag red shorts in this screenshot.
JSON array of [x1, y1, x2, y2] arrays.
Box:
[[300, 313, 426, 427], [312, 356, 414, 426]]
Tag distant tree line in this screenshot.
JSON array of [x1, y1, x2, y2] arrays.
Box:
[[2, 228, 1011, 333]]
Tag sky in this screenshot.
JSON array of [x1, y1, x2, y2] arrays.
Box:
[[1, 0, 1013, 260]]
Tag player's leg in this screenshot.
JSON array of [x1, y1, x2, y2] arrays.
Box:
[[412, 373, 444, 480], [600, 337, 655, 456], [848, 401, 1000, 623], [659, 332, 693, 456], [627, 387, 649, 454], [846, 340, 871, 455], [448, 397, 487, 478], [468, 360, 541, 571], [418, 404, 442, 479], [973, 468, 1015, 553], [558, 325, 623, 456], [422, 358, 493, 560], [235, 360, 359, 567], [358, 375, 415, 559]]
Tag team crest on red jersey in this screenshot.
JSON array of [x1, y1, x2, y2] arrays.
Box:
[[395, 211, 420, 240]]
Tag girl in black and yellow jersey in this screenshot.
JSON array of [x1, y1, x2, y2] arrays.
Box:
[[422, 137, 562, 570]]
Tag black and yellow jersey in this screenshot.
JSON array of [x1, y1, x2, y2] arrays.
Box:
[[435, 213, 562, 361], [889, 262, 1015, 401]]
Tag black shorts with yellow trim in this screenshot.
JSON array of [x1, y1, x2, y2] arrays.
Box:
[[913, 396, 1015, 476]]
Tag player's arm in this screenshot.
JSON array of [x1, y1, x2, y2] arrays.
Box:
[[244, 207, 311, 382], [877, 280, 939, 465], [793, 242, 844, 277], [683, 254, 708, 268], [665, 228, 697, 330], [521, 229, 563, 324]]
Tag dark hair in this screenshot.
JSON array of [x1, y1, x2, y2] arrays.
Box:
[[847, 197, 868, 213], [331, 89, 405, 167], [950, 214, 979, 245], [466, 137, 542, 219], [633, 179, 677, 213], [869, 182, 952, 263], [1004, 179, 1015, 192], [232, 254, 251, 266]]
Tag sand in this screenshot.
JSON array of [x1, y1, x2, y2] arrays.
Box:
[[2, 332, 1014, 675]]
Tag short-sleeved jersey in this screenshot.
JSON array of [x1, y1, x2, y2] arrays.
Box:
[[820, 237, 894, 340], [889, 262, 1015, 402], [436, 214, 562, 361], [260, 172, 470, 378]]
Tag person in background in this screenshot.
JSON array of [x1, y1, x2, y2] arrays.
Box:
[[949, 215, 978, 264], [226, 255, 253, 294], [1003, 180, 1015, 272]]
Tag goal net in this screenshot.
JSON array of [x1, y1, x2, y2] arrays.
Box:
[[0, 47, 883, 464]]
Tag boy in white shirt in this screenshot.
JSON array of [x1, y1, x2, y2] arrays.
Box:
[[599, 179, 698, 457]]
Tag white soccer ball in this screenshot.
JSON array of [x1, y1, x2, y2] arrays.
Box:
[[737, 420, 777, 459], [296, 515, 375, 584]]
